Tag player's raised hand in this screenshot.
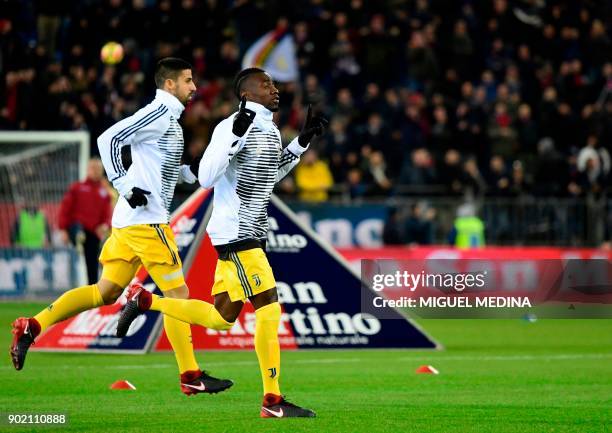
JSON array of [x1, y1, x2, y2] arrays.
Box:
[[232, 95, 256, 137], [125, 187, 150, 208], [298, 105, 329, 146]]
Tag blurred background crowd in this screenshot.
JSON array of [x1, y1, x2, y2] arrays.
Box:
[[2, 0, 612, 246]]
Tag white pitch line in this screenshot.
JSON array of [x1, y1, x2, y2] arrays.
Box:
[[397, 353, 612, 362], [292, 357, 363, 364], [39, 358, 363, 370], [210, 353, 612, 364], [14, 352, 612, 372], [56, 361, 256, 370]]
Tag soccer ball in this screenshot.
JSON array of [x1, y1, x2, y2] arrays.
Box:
[[100, 42, 124, 65]]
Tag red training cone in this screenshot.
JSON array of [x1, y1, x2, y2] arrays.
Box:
[[416, 365, 439, 374], [110, 380, 136, 390]]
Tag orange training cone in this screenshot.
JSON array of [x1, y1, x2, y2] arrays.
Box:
[[110, 380, 136, 390], [416, 365, 439, 374]]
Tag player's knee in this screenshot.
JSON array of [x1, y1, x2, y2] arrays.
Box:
[[217, 306, 239, 325], [214, 293, 243, 324], [250, 288, 279, 310]]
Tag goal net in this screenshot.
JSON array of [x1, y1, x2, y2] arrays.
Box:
[[0, 131, 89, 294]]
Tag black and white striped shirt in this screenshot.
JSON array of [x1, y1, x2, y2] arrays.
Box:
[[199, 101, 306, 245], [97, 89, 185, 227]]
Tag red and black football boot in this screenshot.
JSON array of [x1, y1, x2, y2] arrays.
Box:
[[116, 283, 152, 337], [10, 317, 40, 370], [260, 394, 316, 418], [180, 369, 234, 396]]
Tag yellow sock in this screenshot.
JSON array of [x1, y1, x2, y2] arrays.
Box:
[[255, 302, 281, 396], [163, 315, 199, 374], [34, 284, 104, 332], [150, 295, 233, 330]]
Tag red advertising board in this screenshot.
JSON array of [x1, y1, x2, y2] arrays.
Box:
[[341, 246, 612, 308], [155, 196, 437, 351]]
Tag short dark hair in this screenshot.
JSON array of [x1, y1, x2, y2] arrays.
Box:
[[154, 57, 192, 88], [233, 67, 266, 98]]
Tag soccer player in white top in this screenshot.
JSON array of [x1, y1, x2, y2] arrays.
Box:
[[10, 58, 234, 396], [118, 68, 328, 417]]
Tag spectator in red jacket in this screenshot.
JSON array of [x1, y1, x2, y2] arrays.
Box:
[[58, 158, 112, 284]]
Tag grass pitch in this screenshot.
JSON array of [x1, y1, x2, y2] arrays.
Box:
[[1, 302, 610, 432]]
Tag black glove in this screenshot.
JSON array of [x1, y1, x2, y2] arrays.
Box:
[[125, 187, 151, 208], [232, 96, 256, 137], [298, 105, 329, 146]]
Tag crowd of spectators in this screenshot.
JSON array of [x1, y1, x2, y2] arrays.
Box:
[[2, 0, 612, 203]]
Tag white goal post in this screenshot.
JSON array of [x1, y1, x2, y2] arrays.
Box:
[[0, 131, 90, 294], [0, 131, 90, 179]]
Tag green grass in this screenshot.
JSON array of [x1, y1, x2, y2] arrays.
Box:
[[1, 302, 611, 432]]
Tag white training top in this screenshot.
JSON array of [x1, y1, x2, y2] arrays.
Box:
[[198, 101, 307, 245], [98, 89, 194, 228]]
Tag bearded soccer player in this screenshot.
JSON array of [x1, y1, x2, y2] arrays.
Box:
[[10, 58, 234, 396], [116, 68, 328, 417]]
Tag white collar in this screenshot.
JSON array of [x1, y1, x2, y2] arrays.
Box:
[[242, 101, 274, 125], [155, 89, 185, 117]]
